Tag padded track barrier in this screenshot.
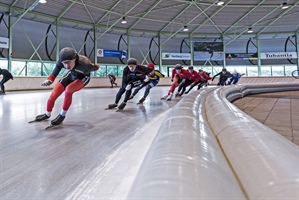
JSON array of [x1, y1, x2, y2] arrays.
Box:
[[128, 83, 299, 199]]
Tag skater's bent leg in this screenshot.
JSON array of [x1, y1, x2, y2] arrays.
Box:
[[115, 87, 126, 104], [62, 79, 84, 111], [124, 89, 132, 102], [47, 82, 65, 112]]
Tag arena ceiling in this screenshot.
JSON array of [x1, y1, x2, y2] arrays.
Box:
[[0, 0, 299, 38]]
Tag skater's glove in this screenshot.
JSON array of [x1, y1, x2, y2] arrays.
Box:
[[144, 77, 150, 83], [41, 80, 53, 86], [125, 84, 132, 91]]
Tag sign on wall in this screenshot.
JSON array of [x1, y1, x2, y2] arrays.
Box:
[[260, 52, 297, 59], [97, 49, 127, 58], [226, 53, 258, 60], [162, 52, 191, 60], [0, 37, 9, 49]]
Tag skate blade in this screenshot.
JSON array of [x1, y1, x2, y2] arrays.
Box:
[[137, 102, 143, 105], [28, 120, 39, 123], [45, 124, 61, 130], [105, 107, 117, 110]]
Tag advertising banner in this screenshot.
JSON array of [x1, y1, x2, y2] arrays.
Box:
[[193, 42, 223, 52], [226, 53, 258, 60], [0, 37, 9, 49], [97, 49, 127, 58], [194, 51, 224, 61], [260, 52, 297, 59], [162, 52, 191, 60]]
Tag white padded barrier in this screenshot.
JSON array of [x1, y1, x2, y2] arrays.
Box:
[[206, 83, 299, 199], [128, 83, 299, 200], [127, 88, 246, 199]]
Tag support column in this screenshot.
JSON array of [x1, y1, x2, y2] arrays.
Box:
[[256, 34, 261, 76], [190, 34, 193, 66], [94, 25, 98, 64], [127, 30, 130, 60], [55, 19, 60, 62], [8, 9, 12, 71], [296, 31, 299, 70], [159, 33, 162, 71]]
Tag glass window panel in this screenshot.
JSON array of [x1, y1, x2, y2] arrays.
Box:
[[27, 62, 42, 76], [107, 66, 118, 77], [11, 61, 26, 76], [261, 66, 271, 76], [42, 62, 56, 76], [96, 65, 107, 77], [0, 60, 8, 69], [247, 66, 258, 76], [272, 66, 285, 76], [118, 66, 126, 77], [285, 65, 297, 76]]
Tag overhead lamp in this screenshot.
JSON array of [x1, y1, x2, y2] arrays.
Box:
[[183, 25, 189, 32], [39, 0, 47, 3], [121, 17, 127, 24], [247, 27, 253, 33], [281, 2, 289, 9], [217, 1, 224, 6]]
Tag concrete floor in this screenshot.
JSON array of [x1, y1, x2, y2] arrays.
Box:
[[233, 90, 299, 146]]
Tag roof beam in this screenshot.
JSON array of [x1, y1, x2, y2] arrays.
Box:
[[158, 3, 192, 32], [95, 0, 122, 25], [128, 0, 163, 31], [194, 3, 222, 33], [223, 0, 266, 34], [11, 0, 40, 27], [257, 2, 299, 35], [80, 0, 95, 24], [57, 0, 77, 19], [225, 6, 279, 46], [191, 0, 233, 35]]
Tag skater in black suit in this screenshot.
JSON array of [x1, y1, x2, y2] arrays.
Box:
[[0, 68, 13, 95]]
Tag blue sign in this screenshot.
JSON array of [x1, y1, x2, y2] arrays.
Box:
[[97, 49, 127, 58]]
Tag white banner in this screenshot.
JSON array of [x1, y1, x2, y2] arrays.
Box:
[[0, 37, 9, 48], [260, 52, 297, 59], [162, 52, 191, 60]]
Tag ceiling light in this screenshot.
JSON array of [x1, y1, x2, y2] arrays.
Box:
[[183, 25, 189, 32], [281, 2, 289, 9], [39, 0, 47, 3], [121, 17, 127, 24], [217, 1, 224, 6], [247, 27, 253, 33]]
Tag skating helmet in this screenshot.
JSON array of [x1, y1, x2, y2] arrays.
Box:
[[147, 63, 155, 69], [222, 68, 227, 72], [188, 66, 194, 70], [175, 64, 183, 70], [59, 47, 77, 62], [127, 58, 137, 66]]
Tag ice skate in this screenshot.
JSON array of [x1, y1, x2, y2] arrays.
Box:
[[166, 93, 173, 101], [29, 113, 50, 123], [50, 114, 65, 126], [118, 102, 126, 110], [106, 103, 118, 109], [128, 95, 134, 100], [175, 93, 180, 97], [137, 97, 145, 105], [161, 94, 168, 100]]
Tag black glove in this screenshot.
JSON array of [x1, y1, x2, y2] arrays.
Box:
[[41, 80, 53, 86]]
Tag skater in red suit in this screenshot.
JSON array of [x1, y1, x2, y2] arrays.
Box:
[[34, 47, 99, 125], [161, 64, 191, 101]]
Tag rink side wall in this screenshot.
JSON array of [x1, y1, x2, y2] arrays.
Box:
[[4, 76, 299, 91]]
